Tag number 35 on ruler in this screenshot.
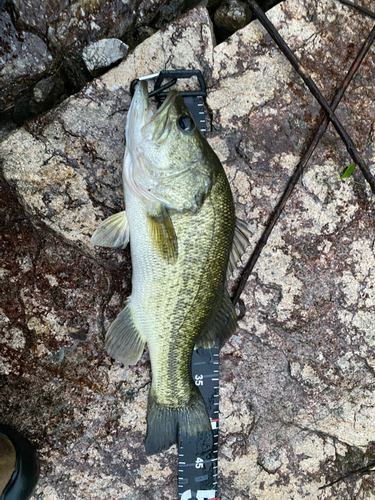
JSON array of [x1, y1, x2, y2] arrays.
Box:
[[180, 490, 216, 500], [195, 374, 203, 386]]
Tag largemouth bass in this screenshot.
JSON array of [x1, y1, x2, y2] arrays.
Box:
[[91, 81, 249, 455]]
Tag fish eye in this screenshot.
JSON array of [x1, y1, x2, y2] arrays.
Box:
[[177, 115, 195, 133]]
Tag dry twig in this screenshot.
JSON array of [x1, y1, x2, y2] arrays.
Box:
[[339, 0, 375, 20], [246, 0, 375, 194], [231, 19, 375, 305]]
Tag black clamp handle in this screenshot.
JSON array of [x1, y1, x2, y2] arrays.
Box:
[[130, 69, 207, 98]]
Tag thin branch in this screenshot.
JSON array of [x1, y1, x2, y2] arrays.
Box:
[[338, 0, 375, 20], [231, 23, 375, 305], [319, 461, 375, 489], [246, 0, 375, 194]]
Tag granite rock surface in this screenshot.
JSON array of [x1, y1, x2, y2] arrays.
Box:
[[1, 1, 375, 499], [214, 0, 252, 39], [82, 39, 129, 76], [0, 0, 163, 127]]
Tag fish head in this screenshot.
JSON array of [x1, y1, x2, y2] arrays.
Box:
[[125, 80, 218, 213]]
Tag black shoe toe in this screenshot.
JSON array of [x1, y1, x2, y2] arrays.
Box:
[[0, 425, 39, 500]]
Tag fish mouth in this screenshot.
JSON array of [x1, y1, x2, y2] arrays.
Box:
[[129, 81, 179, 132], [125, 81, 179, 202], [124, 81, 194, 204], [149, 87, 179, 121], [127, 80, 153, 131]]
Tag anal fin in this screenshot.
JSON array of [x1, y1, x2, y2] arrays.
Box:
[[105, 299, 146, 365], [195, 290, 237, 349], [91, 211, 129, 248]]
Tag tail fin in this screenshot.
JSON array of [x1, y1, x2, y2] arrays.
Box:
[[145, 389, 213, 455]]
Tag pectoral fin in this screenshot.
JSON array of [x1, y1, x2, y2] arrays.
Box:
[[227, 217, 252, 278], [105, 299, 146, 365], [195, 290, 237, 349], [147, 205, 178, 263], [91, 211, 130, 248]]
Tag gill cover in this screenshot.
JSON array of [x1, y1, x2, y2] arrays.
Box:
[[124, 81, 216, 214]]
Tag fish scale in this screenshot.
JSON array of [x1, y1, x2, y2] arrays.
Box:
[[141, 169, 234, 407]]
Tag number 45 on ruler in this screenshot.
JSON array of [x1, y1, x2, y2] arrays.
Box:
[[180, 490, 216, 500]]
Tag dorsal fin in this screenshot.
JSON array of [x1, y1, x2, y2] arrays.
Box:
[[195, 290, 237, 349], [227, 217, 251, 278]]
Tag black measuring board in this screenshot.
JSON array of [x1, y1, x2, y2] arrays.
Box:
[[182, 95, 207, 136], [178, 342, 219, 500], [155, 94, 207, 137], [149, 69, 207, 138]]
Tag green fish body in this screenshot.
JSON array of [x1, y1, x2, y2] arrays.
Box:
[[91, 81, 249, 454]]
